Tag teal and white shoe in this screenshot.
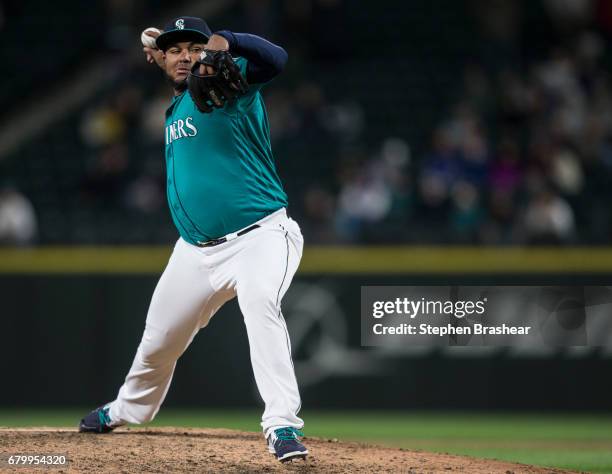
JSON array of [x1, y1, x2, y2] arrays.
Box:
[[78, 405, 124, 433], [267, 427, 308, 462]]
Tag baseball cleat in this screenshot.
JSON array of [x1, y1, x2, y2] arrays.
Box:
[[267, 427, 308, 462], [78, 405, 123, 433]]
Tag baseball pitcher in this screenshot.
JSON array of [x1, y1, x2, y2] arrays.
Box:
[[78, 16, 308, 462]]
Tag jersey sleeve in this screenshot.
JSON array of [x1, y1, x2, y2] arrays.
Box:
[[215, 31, 287, 85], [237, 57, 264, 92]]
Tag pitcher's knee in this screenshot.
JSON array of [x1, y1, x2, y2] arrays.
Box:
[[138, 328, 186, 366], [239, 294, 279, 320]]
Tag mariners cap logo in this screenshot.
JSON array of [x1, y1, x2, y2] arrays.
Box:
[[175, 19, 185, 29]]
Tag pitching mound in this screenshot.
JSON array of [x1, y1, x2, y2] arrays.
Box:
[[0, 427, 575, 473]]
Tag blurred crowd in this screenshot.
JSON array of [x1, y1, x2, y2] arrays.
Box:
[[2, 0, 612, 245], [295, 0, 612, 245]]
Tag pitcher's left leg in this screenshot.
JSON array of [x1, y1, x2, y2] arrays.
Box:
[[233, 219, 304, 438]]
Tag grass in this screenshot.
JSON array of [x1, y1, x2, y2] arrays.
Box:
[[1, 409, 611, 472]]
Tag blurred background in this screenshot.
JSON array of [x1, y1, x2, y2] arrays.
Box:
[[1, 0, 612, 471], [3, 0, 612, 246]]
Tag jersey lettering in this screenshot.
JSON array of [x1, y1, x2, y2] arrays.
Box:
[[165, 116, 198, 145], [185, 117, 197, 137], [176, 119, 186, 138]]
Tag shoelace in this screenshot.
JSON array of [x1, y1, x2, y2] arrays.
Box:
[[98, 407, 112, 426], [274, 427, 303, 441]]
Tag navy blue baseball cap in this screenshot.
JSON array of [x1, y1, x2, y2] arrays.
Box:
[[156, 16, 212, 51]]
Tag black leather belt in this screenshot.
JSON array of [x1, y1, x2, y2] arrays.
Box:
[[196, 224, 260, 248]]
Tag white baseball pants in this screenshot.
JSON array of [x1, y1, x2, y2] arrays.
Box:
[[108, 208, 304, 437]]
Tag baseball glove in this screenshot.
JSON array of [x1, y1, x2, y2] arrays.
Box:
[[187, 50, 249, 113]]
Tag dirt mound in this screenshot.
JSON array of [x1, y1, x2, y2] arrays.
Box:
[[0, 427, 576, 473]]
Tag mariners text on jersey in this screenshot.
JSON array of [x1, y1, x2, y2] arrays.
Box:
[[164, 57, 288, 245], [165, 117, 198, 144]]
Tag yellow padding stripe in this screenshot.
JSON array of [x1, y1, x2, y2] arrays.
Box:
[[0, 246, 610, 274]]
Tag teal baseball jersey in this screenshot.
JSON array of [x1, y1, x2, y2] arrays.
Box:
[[164, 57, 288, 245]]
